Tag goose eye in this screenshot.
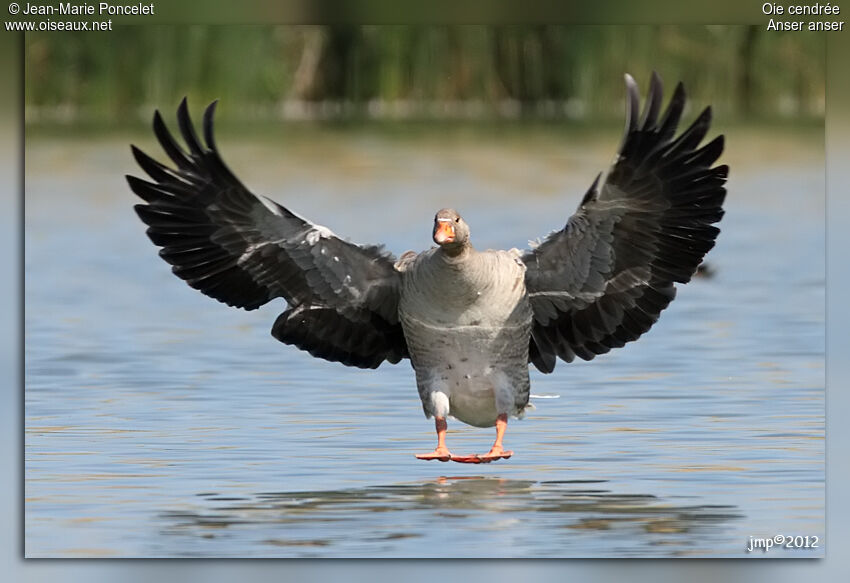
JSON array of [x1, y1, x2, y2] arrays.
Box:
[[455, 217, 460, 223]]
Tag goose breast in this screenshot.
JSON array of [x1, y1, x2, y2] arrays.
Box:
[[398, 248, 533, 427]]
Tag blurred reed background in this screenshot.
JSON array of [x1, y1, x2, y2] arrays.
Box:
[[25, 24, 824, 125]]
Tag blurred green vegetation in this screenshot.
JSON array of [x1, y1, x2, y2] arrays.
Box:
[[25, 25, 824, 124]]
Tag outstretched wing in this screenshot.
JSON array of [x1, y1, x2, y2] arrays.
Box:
[[523, 72, 727, 373], [128, 99, 408, 369]]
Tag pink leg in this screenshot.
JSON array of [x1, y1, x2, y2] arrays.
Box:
[[451, 414, 514, 464], [415, 417, 452, 461]]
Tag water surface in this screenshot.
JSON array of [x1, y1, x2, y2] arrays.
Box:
[[25, 124, 824, 557]]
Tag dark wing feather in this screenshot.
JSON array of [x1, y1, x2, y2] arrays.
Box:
[[128, 98, 408, 368], [523, 72, 727, 373]]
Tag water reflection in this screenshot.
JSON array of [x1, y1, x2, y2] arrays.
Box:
[[160, 477, 741, 557]]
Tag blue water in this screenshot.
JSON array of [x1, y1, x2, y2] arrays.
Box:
[[24, 126, 824, 557]]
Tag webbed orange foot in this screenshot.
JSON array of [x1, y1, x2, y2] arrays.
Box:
[[448, 450, 513, 464], [449, 454, 484, 464], [415, 448, 452, 462], [476, 450, 513, 463]]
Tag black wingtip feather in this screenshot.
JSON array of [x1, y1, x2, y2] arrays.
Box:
[[197, 100, 243, 186], [578, 173, 602, 209], [654, 81, 686, 144], [127, 174, 160, 203], [664, 106, 712, 157], [203, 100, 220, 151], [686, 134, 724, 168], [650, 70, 662, 87], [623, 74, 640, 134], [131, 144, 177, 184], [640, 71, 663, 130], [176, 97, 205, 157], [153, 109, 194, 171], [132, 203, 149, 221]]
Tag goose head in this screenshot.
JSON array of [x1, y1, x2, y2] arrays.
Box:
[[432, 208, 470, 254]]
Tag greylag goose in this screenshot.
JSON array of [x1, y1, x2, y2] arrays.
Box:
[[128, 72, 727, 464]]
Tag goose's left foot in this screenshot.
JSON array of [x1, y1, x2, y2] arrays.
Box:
[[415, 447, 452, 461], [449, 449, 513, 464], [449, 414, 513, 463], [476, 446, 513, 463]]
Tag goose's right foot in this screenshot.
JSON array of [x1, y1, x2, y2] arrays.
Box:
[[415, 416, 451, 461], [415, 447, 452, 462]]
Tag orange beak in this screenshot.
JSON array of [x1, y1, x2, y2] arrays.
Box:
[[433, 220, 456, 244]]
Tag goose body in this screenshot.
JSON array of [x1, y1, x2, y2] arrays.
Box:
[[128, 72, 728, 463], [398, 246, 532, 428]]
